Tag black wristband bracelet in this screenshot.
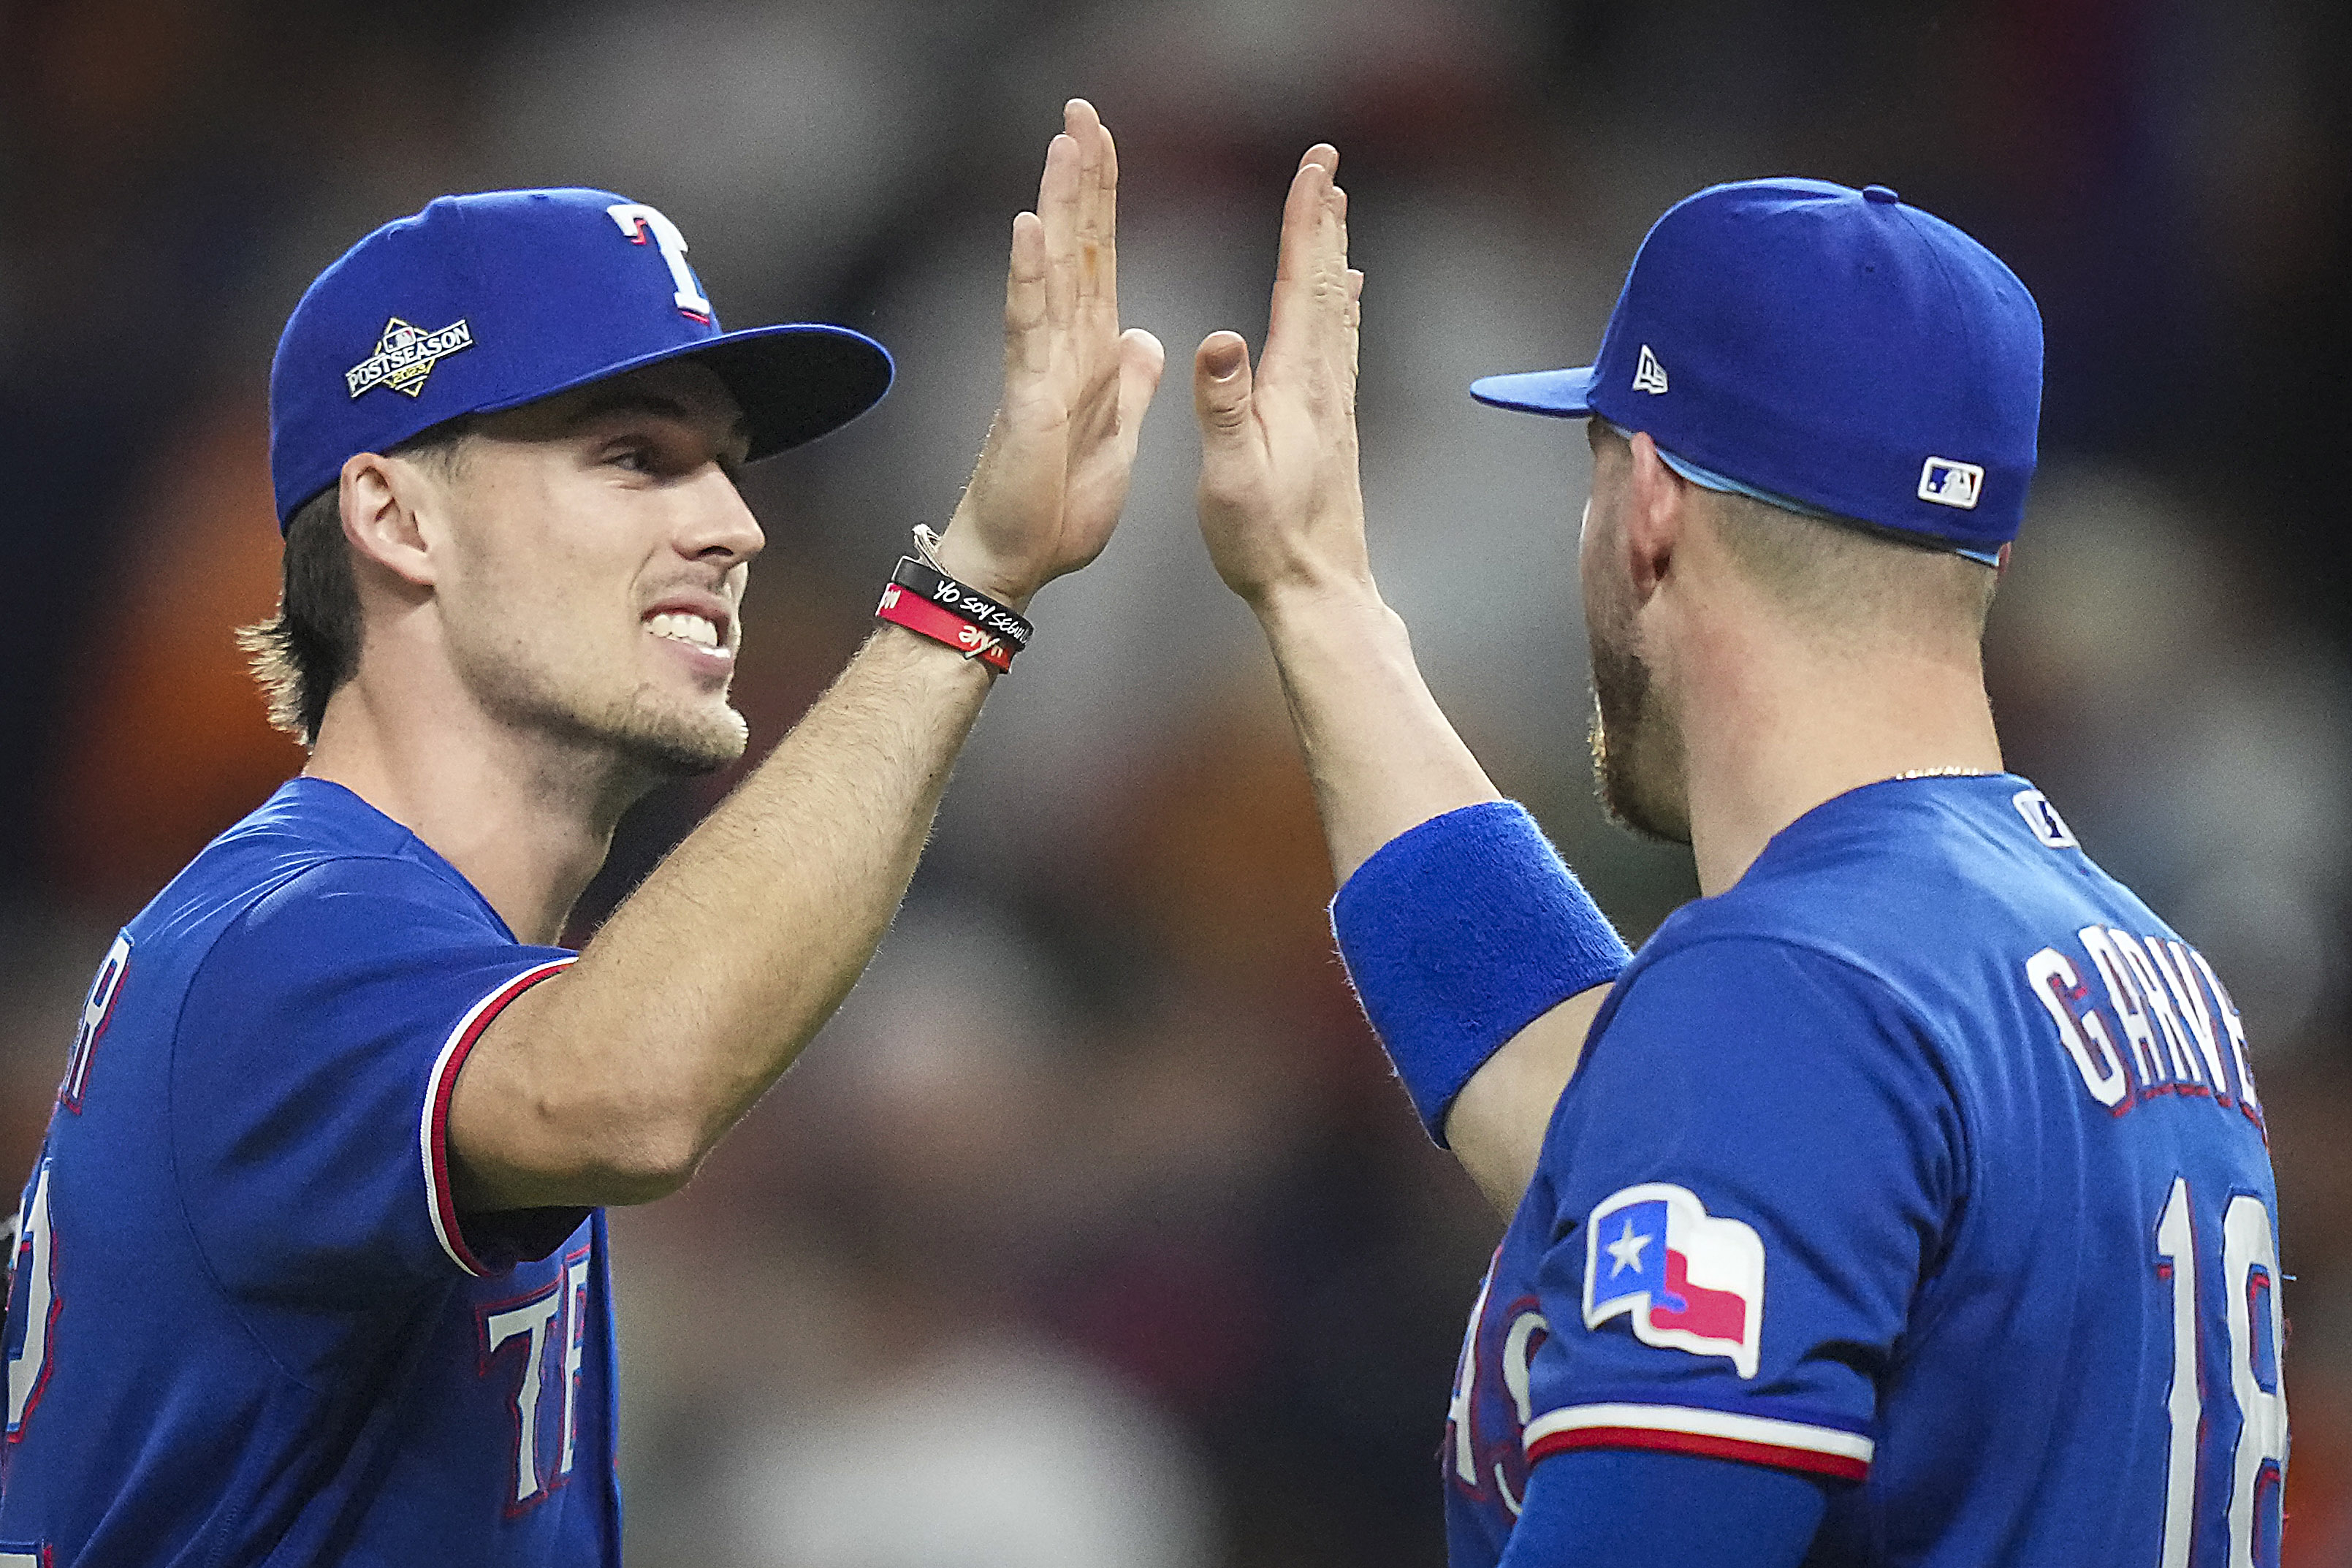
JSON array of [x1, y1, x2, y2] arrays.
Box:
[[888, 557, 1035, 652]]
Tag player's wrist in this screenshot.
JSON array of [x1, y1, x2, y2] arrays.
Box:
[[1252, 575, 1412, 680], [872, 527, 1035, 676], [1333, 802, 1632, 1146], [929, 510, 1043, 613], [1249, 570, 1391, 638]]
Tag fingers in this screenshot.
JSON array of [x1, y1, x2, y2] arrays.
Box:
[[1332, 183, 1355, 398], [1036, 129, 1083, 337], [1002, 210, 1051, 378], [1264, 146, 1350, 388], [1263, 161, 1325, 365], [1115, 327, 1167, 460], [1063, 98, 1118, 326], [1346, 267, 1364, 381], [1021, 99, 1127, 386], [1122, 327, 1167, 393], [1193, 330, 1257, 449]]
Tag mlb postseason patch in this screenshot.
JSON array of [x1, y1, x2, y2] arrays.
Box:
[[346, 317, 474, 399], [1583, 1182, 1765, 1377]]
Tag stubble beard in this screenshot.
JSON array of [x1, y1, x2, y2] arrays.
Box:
[[588, 687, 749, 780], [467, 646, 750, 788], [1586, 617, 1690, 847]]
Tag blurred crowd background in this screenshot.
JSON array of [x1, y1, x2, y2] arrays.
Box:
[[4, 0, 2351, 1561]]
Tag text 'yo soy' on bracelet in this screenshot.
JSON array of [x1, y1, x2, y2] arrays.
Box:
[[872, 525, 1034, 674]]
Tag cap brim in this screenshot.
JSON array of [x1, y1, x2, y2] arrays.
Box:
[[684, 324, 895, 460], [1469, 366, 1599, 418], [473, 321, 895, 460]]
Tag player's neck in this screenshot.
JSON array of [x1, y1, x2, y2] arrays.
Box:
[[1674, 621, 2003, 899], [304, 671, 646, 945]]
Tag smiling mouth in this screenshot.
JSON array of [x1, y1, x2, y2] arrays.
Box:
[[644, 610, 723, 650]]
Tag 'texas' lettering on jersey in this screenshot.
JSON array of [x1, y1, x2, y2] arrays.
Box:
[[2027, 926, 2261, 1133]]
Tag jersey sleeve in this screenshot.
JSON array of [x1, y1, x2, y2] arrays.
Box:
[[170, 856, 582, 1299], [1496, 1450, 1828, 1568], [1518, 937, 1963, 1485]]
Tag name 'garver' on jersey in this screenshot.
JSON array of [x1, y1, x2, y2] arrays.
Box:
[[2028, 925, 2261, 1130]]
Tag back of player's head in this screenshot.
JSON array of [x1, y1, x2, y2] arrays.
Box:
[[1697, 478, 2001, 644], [1586, 417, 1999, 650], [1470, 178, 2044, 571]]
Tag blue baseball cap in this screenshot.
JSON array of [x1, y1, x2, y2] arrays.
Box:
[[269, 187, 894, 527], [1470, 178, 2042, 560]]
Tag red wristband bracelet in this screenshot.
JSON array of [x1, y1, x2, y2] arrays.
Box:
[[875, 582, 1016, 673]]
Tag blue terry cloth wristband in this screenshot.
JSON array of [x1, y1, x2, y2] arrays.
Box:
[[1331, 801, 1632, 1146]]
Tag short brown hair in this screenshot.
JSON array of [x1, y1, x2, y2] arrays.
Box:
[[240, 422, 472, 745], [1705, 487, 1998, 641], [1591, 416, 1998, 642]]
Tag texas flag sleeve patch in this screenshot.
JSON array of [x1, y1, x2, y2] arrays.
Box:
[[1539, 1182, 1876, 1482], [1582, 1182, 1765, 1378]]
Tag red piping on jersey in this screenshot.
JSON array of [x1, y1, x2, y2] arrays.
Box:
[[426, 960, 576, 1276], [1527, 1423, 1870, 1483]]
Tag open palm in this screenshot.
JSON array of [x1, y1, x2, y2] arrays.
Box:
[[1192, 145, 1366, 610], [940, 99, 1165, 609]]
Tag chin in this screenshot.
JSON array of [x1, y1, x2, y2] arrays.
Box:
[[1588, 700, 1690, 848], [623, 707, 750, 777]]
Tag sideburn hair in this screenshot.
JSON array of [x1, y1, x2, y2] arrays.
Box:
[[240, 421, 473, 746]]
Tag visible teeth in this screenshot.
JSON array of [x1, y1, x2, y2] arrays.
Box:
[[646, 612, 720, 649]]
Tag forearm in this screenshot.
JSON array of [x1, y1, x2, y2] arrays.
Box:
[[1198, 147, 1624, 1215], [1252, 580, 1613, 1214], [452, 99, 1163, 1213], [454, 622, 992, 1206], [1253, 579, 1499, 880]]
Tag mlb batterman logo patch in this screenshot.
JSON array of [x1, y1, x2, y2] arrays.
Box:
[[1583, 1182, 1765, 1377], [346, 317, 474, 400], [1917, 455, 1984, 509], [2010, 788, 2078, 849]]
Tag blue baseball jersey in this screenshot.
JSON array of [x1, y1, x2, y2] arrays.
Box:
[[0, 777, 618, 1564], [1444, 775, 2286, 1567]]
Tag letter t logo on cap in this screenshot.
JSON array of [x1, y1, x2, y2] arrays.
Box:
[[607, 203, 713, 321]]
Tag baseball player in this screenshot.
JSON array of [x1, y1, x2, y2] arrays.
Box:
[[1192, 151, 2286, 1564], [0, 99, 1163, 1561]]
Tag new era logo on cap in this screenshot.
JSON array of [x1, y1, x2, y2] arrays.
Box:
[[1632, 344, 1670, 395], [1917, 456, 1984, 510]]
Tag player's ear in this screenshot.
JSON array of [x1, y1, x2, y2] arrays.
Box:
[[1620, 430, 1683, 601], [339, 451, 439, 590]]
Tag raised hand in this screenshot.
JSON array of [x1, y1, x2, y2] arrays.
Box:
[[1192, 145, 1368, 610], [935, 99, 1165, 610], [1188, 148, 1585, 1215]]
